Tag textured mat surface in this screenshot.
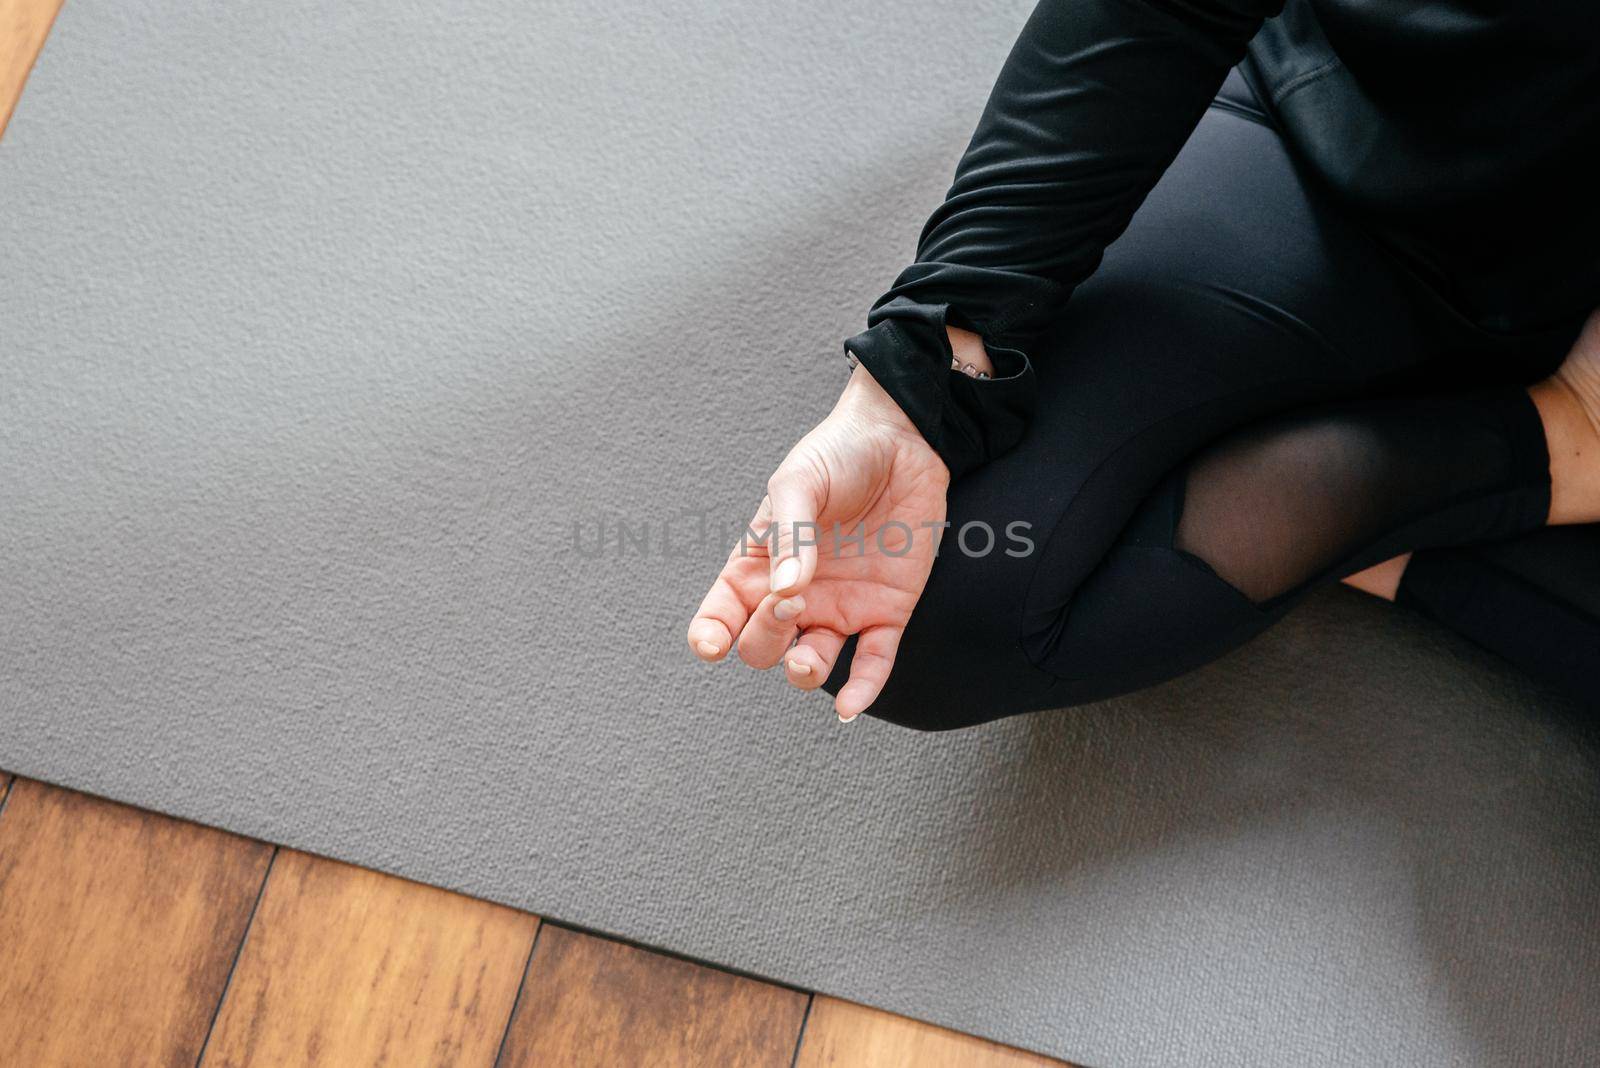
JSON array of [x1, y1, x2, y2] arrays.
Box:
[[4, 2, 1599, 1065]]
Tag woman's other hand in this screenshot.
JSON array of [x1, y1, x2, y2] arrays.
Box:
[[686, 362, 956, 722]]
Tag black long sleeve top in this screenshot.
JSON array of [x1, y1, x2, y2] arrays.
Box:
[[844, 0, 1600, 479]]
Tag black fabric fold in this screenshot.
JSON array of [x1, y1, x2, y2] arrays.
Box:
[[843, 299, 1035, 479], [842, 0, 1285, 477], [841, 0, 1598, 478]]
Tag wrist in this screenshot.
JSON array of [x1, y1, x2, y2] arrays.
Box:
[[837, 366, 947, 472], [838, 362, 912, 426]]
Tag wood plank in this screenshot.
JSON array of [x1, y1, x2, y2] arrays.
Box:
[[0, 778, 274, 1067], [0, 0, 64, 138], [200, 849, 538, 1068], [497, 925, 808, 1068], [794, 996, 1070, 1068]]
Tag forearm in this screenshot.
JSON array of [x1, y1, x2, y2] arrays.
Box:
[[846, 0, 1283, 479]]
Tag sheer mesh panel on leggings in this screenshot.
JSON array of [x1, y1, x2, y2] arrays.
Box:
[[1171, 388, 1553, 606]]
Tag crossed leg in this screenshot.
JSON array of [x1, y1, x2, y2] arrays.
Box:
[[823, 93, 1587, 729]]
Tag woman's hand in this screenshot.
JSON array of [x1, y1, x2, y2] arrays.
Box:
[[686, 365, 953, 721]]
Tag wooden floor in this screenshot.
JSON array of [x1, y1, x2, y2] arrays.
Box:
[[0, 774, 1066, 1066], [0, 11, 1068, 1067]]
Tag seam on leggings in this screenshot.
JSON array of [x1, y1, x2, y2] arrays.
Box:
[[1016, 376, 1330, 671], [1206, 97, 1275, 130], [1167, 543, 1270, 611], [1269, 57, 1344, 106], [1190, 281, 1362, 372]]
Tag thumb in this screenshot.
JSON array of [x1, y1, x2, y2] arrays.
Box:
[[766, 462, 824, 596]]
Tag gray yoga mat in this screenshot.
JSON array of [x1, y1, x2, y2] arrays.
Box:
[[4, 2, 1599, 1065]]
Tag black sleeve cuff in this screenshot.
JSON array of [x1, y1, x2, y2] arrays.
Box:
[[843, 298, 1037, 480]]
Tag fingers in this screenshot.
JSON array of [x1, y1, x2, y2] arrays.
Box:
[[742, 494, 773, 552], [687, 496, 777, 662], [834, 624, 903, 723], [736, 592, 805, 670], [687, 575, 751, 662], [766, 466, 822, 597], [782, 627, 845, 691]]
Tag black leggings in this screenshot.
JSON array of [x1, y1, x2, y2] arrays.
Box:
[[823, 72, 1599, 729]]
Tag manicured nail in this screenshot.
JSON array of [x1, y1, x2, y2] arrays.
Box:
[[696, 640, 720, 658], [838, 711, 858, 724], [773, 596, 803, 622], [786, 659, 811, 676], [771, 557, 801, 591]]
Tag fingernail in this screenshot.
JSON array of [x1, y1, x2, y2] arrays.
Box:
[[696, 640, 720, 658], [787, 659, 811, 676], [772, 557, 801, 591], [773, 596, 803, 622], [838, 711, 858, 724]]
